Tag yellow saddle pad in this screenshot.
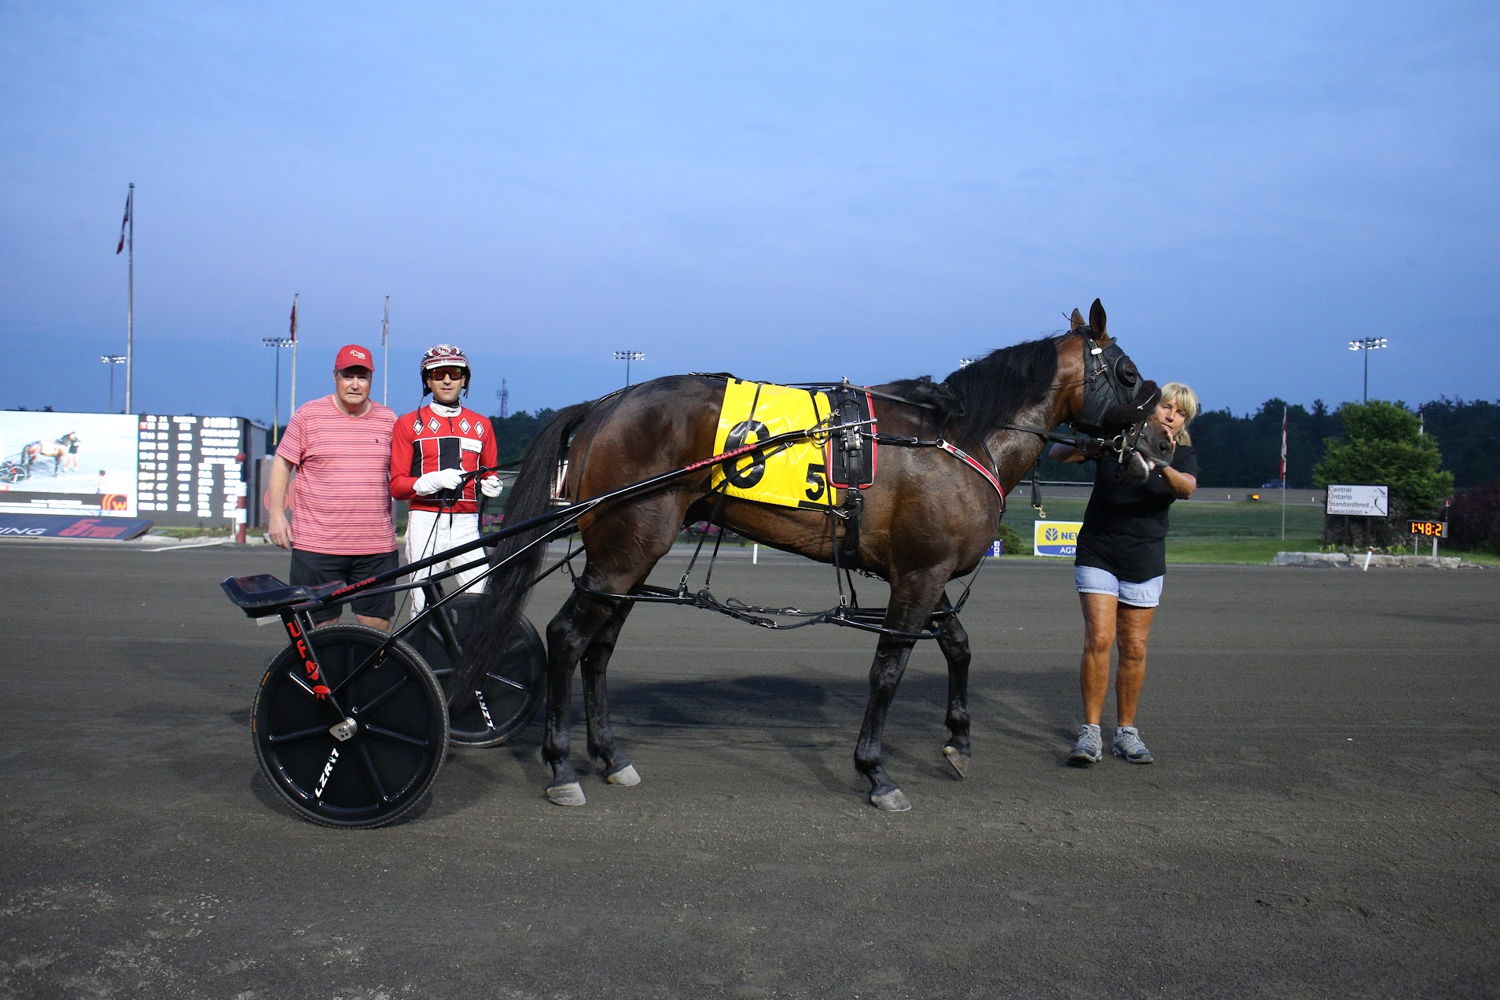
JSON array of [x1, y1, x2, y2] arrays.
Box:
[[711, 379, 838, 510]]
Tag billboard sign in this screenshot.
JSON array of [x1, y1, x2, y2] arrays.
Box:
[[0, 512, 154, 540], [1033, 520, 1083, 558], [0, 411, 259, 527], [0, 412, 140, 516], [1326, 484, 1389, 517]]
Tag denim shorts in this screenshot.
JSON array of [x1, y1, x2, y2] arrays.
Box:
[[1074, 564, 1164, 609]]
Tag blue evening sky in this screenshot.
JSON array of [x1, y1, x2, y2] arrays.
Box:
[[2, 1, 1495, 427]]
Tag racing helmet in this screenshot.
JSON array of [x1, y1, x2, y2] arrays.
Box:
[[419, 344, 470, 396]]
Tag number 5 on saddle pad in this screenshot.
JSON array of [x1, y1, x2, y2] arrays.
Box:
[[710, 378, 875, 510]]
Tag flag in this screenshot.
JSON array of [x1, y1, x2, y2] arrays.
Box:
[[1278, 405, 1288, 481], [115, 188, 132, 254], [289, 296, 298, 342]]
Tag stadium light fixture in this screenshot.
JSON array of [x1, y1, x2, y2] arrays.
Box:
[[613, 350, 645, 386], [100, 354, 126, 413], [263, 337, 294, 443], [1347, 337, 1388, 403]]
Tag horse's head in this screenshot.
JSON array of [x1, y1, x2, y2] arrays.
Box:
[[1066, 299, 1172, 479]]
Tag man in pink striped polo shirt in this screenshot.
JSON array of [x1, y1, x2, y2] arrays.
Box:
[[265, 344, 399, 629]]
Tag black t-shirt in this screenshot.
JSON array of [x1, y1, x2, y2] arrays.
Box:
[[1074, 444, 1198, 583]]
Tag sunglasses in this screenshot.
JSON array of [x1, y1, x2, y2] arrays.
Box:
[[426, 366, 467, 381]]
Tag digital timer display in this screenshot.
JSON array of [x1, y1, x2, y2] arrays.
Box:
[[1408, 520, 1448, 538]]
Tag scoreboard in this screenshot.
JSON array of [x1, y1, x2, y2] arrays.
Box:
[[0, 411, 266, 531], [136, 415, 255, 524]]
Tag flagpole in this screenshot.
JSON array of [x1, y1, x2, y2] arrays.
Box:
[[381, 295, 390, 404], [1280, 404, 1288, 540], [289, 293, 300, 416], [120, 183, 135, 412]]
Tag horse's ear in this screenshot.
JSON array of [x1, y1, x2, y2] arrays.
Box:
[[1069, 308, 1085, 330], [1088, 299, 1107, 339]]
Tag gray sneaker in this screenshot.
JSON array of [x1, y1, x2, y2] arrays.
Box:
[[1111, 726, 1154, 764], [1068, 724, 1103, 767]]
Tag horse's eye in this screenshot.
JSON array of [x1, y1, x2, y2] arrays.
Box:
[[1116, 360, 1139, 387]]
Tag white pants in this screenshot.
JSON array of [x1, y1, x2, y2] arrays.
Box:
[[405, 507, 486, 617]]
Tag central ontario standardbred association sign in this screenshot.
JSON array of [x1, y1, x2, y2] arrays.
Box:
[[1326, 484, 1389, 517]]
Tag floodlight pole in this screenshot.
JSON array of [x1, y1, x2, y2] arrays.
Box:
[[263, 336, 293, 444], [99, 354, 126, 413], [613, 349, 645, 386], [1348, 337, 1388, 403]]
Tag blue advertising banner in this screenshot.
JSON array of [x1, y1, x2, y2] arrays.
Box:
[[0, 513, 154, 540]]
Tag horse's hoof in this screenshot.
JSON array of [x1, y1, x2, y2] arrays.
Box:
[[546, 782, 586, 806], [869, 788, 912, 812], [605, 763, 641, 786], [943, 745, 971, 779]]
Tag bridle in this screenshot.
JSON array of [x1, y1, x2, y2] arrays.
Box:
[[878, 332, 1165, 505], [1074, 336, 1156, 437]]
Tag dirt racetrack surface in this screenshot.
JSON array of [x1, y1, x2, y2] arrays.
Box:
[[1, 540, 1496, 999]]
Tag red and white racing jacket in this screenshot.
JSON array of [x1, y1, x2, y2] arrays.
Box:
[[390, 401, 499, 514]]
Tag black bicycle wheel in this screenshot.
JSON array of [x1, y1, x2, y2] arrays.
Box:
[[251, 624, 448, 829], [408, 596, 546, 749]]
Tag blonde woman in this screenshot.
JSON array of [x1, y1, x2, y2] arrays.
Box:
[[1050, 382, 1199, 766]]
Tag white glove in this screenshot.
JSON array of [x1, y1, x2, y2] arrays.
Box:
[[479, 476, 503, 498], [414, 467, 464, 495]]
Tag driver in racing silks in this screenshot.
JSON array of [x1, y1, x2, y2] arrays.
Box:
[[390, 344, 502, 617]]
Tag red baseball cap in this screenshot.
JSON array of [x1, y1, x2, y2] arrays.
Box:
[[334, 344, 375, 372]]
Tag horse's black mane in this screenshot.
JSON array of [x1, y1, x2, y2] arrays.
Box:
[[933, 335, 1063, 435]]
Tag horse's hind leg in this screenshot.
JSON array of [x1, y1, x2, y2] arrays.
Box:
[[541, 589, 626, 806], [933, 599, 973, 779], [579, 602, 640, 787]]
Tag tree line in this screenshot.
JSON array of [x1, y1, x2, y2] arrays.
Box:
[[490, 398, 1499, 492], [1036, 397, 1498, 491], [487, 396, 1499, 553]]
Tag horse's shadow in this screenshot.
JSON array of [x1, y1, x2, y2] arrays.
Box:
[[436, 658, 1082, 811]]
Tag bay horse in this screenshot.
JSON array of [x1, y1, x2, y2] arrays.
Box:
[[22, 438, 69, 476], [463, 299, 1167, 811]]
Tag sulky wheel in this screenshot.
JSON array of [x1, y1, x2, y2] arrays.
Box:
[[408, 595, 546, 749], [251, 624, 448, 829]]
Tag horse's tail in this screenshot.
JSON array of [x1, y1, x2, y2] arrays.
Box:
[[452, 401, 592, 705]]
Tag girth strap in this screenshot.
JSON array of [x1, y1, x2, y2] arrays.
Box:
[[837, 487, 864, 568]]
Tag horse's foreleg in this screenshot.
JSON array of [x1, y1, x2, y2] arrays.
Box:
[[856, 579, 954, 811], [855, 634, 919, 812], [579, 604, 640, 788], [541, 591, 621, 807], [933, 599, 973, 779]]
